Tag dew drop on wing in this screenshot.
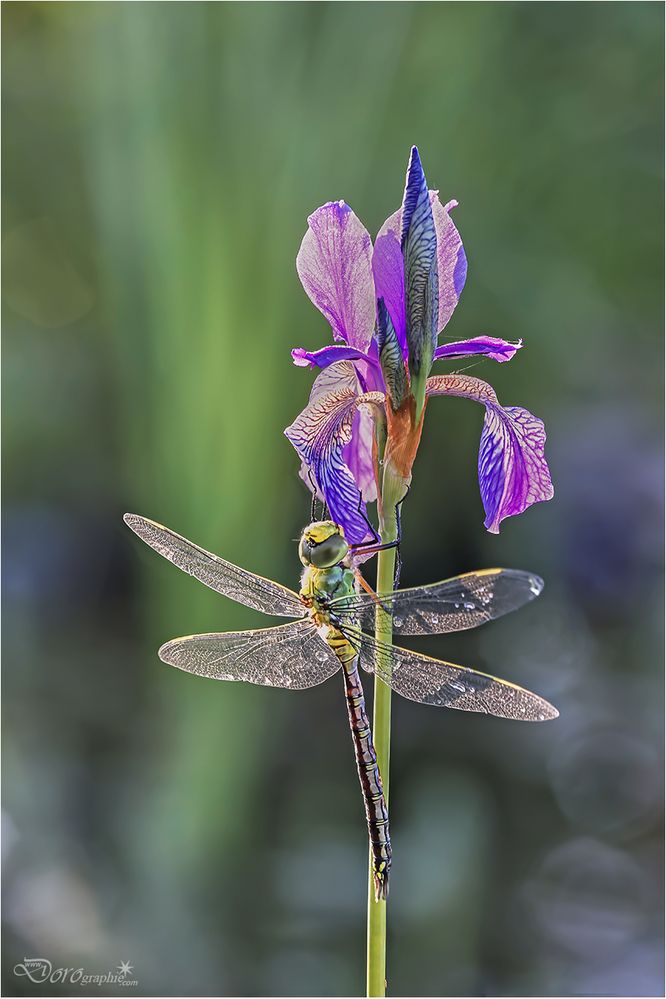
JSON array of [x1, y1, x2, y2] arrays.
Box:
[[448, 680, 467, 694], [393, 615, 404, 628], [529, 575, 543, 596], [463, 601, 476, 611]]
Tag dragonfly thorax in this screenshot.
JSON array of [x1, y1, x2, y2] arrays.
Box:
[[298, 520, 349, 569], [299, 563, 356, 621]]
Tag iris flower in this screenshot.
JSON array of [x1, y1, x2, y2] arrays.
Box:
[[285, 147, 553, 544]]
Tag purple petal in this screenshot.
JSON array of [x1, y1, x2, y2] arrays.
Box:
[[296, 201, 375, 351], [284, 388, 384, 544], [372, 230, 406, 354], [343, 406, 378, 504], [432, 196, 467, 329], [292, 343, 385, 396], [376, 190, 467, 337], [427, 374, 554, 533], [292, 345, 371, 369], [433, 336, 522, 364]]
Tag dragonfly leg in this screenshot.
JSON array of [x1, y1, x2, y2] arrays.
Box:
[[350, 484, 408, 564], [307, 470, 329, 522], [392, 486, 409, 587], [353, 569, 392, 616]]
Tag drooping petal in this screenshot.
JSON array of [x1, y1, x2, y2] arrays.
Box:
[[433, 336, 522, 364], [297, 360, 380, 506], [285, 388, 385, 544], [372, 229, 406, 353], [376, 191, 466, 338], [308, 359, 359, 402], [401, 147, 439, 398], [427, 374, 554, 533], [296, 201, 375, 351], [300, 361, 360, 494]]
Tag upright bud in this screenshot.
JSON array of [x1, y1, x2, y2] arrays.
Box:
[[400, 146, 439, 421]]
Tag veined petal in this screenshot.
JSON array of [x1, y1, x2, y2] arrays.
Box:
[[427, 374, 554, 533], [300, 360, 359, 500], [431, 195, 467, 330], [377, 191, 466, 338], [296, 201, 375, 351], [285, 388, 385, 544], [372, 229, 406, 354], [401, 147, 439, 387], [308, 360, 359, 402], [433, 336, 522, 364]]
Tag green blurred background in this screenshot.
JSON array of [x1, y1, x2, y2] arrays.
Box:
[[3, 2, 664, 996]]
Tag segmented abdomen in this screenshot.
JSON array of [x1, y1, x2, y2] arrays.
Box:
[[327, 628, 391, 901]]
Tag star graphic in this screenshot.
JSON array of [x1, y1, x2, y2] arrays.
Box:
[[117, 961, 133, 978]]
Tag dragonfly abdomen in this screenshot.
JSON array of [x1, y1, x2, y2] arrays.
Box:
[[327, 627, 391, 901]]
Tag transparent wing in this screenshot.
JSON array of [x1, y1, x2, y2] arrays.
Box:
[[341, 628, 558, 721], [329, 568, 543, 635], [159, 618, 340, 689], [124, 513, 304, 618]]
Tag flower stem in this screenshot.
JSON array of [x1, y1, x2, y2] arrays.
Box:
[[366, 502, 398, 998]]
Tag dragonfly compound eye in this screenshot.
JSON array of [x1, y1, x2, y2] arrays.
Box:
[[308, 534, 349, 568]]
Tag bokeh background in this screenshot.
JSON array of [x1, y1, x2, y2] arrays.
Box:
[[3, 3, 664, 996]]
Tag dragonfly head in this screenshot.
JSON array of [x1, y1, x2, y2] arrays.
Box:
[[299, 521, 349, 568]]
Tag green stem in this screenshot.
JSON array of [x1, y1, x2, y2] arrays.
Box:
[[366, 501, 398, 998]]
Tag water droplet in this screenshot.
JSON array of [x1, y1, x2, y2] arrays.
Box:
[[463, 601, 476, 611], [394, 616, 404, 628], [529, 575, 543, 596]]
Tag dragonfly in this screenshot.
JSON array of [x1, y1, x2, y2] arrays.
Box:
[[124, 513, 558, 900]]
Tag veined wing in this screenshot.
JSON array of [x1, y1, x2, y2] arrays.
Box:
[[341, 628, 557, 721], [159, 618, 340, 688], [329, 568, 543, 636], [124, 513, 304, 618]]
